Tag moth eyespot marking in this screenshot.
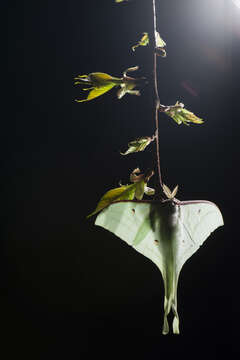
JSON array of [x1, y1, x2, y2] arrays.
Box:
[[198, 209, 201, 214], [132, 209, 135, 214], [154, 240, 159, 243]]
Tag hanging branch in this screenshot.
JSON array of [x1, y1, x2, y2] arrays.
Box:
[[82, 0, 223, 335], [152, 0, 163, 192], [76, 0, 205, 215]]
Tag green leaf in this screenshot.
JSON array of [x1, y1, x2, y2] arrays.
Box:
[[164, 102, 204, 125], [120, 136, 155, 155], [75, 83, 116, 102], [95, 199, 223, 334], [130, 168, 155, 200], [87, 184, 136, 218], [155, 31, 167, 57], [74, 72, 120, 102], [155, 31, 166, 48], [163, 184, 179, 199], [117, 82, 140, 99], [122, 66, 139, 77], [87, 169, 155, 218], [132, 32, 149, 52], [117, 66, 146, 99], [74, 69, 145, 102]]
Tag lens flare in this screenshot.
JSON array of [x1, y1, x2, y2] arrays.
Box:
[[232, 0, 240, 9]]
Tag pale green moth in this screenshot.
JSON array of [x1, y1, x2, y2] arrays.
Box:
[[95, 199, 223, 334]]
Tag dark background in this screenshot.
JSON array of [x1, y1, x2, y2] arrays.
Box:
[[5, 0, 240, 358]]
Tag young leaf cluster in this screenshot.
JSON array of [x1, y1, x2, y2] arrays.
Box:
[[76, 0, 204, 213], [164, 102, 204, 126], [74, 67, 145, 102], [87, 169, 154, 218]]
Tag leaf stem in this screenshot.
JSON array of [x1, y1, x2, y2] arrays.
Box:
[[152, 0, 163, 190]]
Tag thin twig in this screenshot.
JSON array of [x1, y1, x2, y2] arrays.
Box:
[[152, 0, 163, 189]]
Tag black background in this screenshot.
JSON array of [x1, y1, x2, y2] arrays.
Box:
[[5, 0, 240, 358]]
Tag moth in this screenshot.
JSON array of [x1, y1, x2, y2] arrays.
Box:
[[95, 198, 223, 334]]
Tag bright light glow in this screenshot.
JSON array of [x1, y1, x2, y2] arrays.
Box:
[[232, 0, 240, 9]]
